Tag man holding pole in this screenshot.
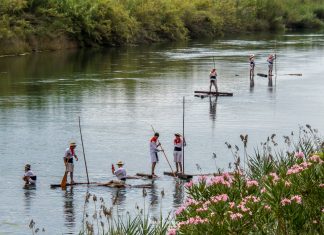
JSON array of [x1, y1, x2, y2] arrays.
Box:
[[64, 142, 78, 184], [150, 132, 161, 177]]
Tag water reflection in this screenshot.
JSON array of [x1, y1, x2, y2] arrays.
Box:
[[209, 96, 218, 121], [172, 180, 185, 207], [112, 188, 127, 207], [23, 184, 36, 212], [63, 187, 75, 233], [250, 75, 255, 92], [148, 181, 159, 211]]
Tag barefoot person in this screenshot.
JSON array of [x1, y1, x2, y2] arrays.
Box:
[[209, 68, 218, 93], [173, 133, 186, 173], [23, 164, 37, 185], [64, 142, 78, 184], [249, 54, 255, 79], [267, 54, 276, 76], [150, 132, 161, 177]]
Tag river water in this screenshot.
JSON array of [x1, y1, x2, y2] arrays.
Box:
[[0, 33, 324, 234]]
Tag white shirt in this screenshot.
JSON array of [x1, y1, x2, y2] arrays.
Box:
[[24, 170, 35, 177], [114, 167, 127, 180]]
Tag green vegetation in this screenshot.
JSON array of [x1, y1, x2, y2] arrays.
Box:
[[74, 125, 323, 235], [1, 0, 324, 54]]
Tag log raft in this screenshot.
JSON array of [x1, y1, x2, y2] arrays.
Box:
[[194, 91, 233, 97], [163, 171, 193, 180]]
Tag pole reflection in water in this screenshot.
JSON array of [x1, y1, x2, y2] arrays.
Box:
[[63, 187, 75, 234], [23, 184, 36, 212], [173, 180, 185, 208], [209, 96, 218, 121]]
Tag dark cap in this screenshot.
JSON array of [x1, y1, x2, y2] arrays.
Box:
[[154, 132, 159, 137]]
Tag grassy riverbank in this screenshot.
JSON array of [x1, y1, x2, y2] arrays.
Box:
[[73, 126, 323, 235], [1, 0, 324, 55]]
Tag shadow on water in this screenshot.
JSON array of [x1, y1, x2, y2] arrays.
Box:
[[23, 184, 36, 212], [63, 187, 75, 234], [209, 96, 218, 122], [172, 180, 185, 208], [250, 75, 255, 92]]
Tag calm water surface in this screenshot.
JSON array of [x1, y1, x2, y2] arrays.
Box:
[[1, 33, 324, 234]]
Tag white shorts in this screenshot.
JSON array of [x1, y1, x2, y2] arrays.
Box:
[[174, 151, 182, 163], [66, 163, 74, 172], [268, 64, 273, 70], [150, 152, 159, 163]]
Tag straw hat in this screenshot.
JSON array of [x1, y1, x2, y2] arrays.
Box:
[[25, 164, 31, 170], [70, 142, 77, 147], [117, 160, 124, 165], [250, 54, 254, 58], [174, 133, 181, 136]]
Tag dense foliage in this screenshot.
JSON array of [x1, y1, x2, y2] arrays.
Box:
[[1, 0, 324, 54], [170, 126, 324, 234]]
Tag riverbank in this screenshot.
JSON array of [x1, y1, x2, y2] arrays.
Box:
[[1, 0, 324, 55]]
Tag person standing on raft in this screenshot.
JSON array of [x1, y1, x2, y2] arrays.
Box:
[[150, 132, 161, 177], [267, 54, 276, 77], [23, 164, 37, 185], [209, 68, 218, 93], [249, 54, 255, 79], [173, 133, 186, 173], [64, 142, 78, 184]]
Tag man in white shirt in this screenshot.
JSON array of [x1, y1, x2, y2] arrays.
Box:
[[23, 164, 37, 185], [150, 132, 161, 177], [112, 161, 127, 182], [64, 142, 78, 184]]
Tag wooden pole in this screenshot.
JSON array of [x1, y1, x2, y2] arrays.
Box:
[[182, 96, 185, 174], [150, 125, 175, 176], [79, 116, 90, 184]]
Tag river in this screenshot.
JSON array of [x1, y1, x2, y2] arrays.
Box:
[[0, 33, 324, 234]]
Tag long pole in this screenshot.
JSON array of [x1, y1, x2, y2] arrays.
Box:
[[79, 116, 90, 184], [182, 96, 185, 174], [150, 125, 175, 176]]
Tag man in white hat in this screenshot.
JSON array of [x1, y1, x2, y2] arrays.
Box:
[[22, 164, 37, 185], [173, 133, 186, 173], [111, 161, 127, 182], [64, 142, 78, 184]]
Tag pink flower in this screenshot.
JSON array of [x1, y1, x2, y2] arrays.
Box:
[[246, 180, 259, 188], [261, 187, 267, 193], [184, 181, 194, 188], [269, 172, 280, 183], [175, 205, 186, 215], [294, 151, 305, 159], [211, 194, 229, 203], [281, 198, 291, 206], [319, 184, 324, 188], [167, 228, 177, 235], [291, 195, 302, 204], [309, 155, 323, 164], [198, 175, 208, 182], [229, 212, 243, 220], [264, 205, 271, 210], [284, 181, 292, 187], [229, 202, 235, 209], [322, 208, 324, 213]]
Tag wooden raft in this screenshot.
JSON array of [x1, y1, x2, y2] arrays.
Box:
[[194, 91, 233, 97], [164, 172, 193, 180], [50, 182, 97, 188], [50, 182, 154, 189]]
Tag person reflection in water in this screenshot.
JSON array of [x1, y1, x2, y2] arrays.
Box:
[[64, 187, 76, 231], [249, 54, 255, 79], [209, 96, 217, 121]]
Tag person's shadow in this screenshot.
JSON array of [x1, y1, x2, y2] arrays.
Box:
[[209, 96, 218, 121], [63, 187, 76, 233], [23, 184, 36, 212]]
